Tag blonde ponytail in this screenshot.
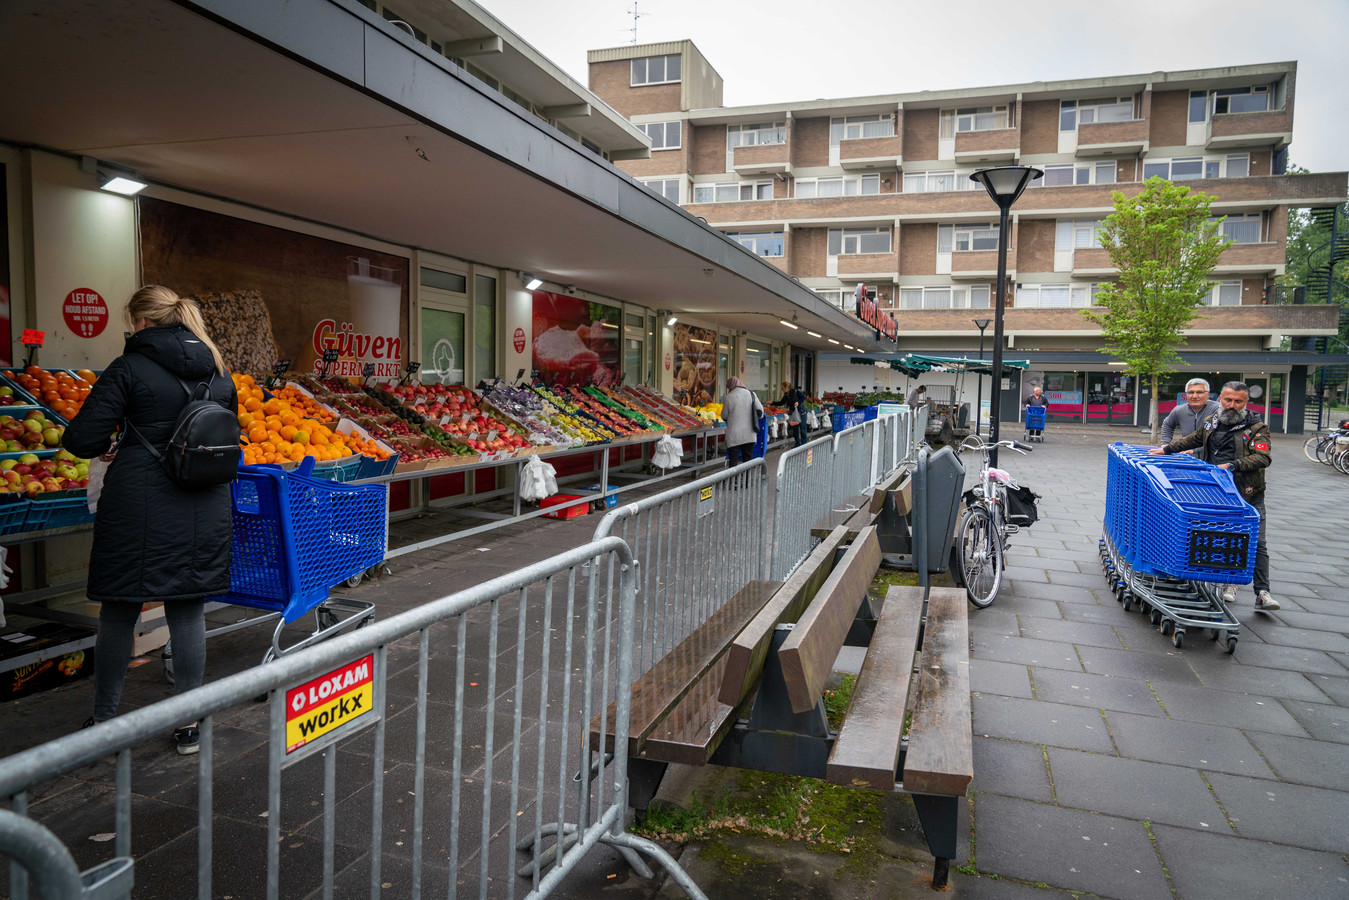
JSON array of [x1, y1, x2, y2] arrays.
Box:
[[125, 285, 228, 375]]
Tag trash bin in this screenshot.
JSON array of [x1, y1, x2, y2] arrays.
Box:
[[914, 445, 965, 580]]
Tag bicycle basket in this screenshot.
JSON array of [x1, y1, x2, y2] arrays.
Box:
[[1004, 484, 1040, 527]]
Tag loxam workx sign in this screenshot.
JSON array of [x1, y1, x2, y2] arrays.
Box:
[[284, 654, 378, 763]]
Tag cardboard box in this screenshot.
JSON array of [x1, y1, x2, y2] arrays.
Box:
[[0, 622, 96, 700]]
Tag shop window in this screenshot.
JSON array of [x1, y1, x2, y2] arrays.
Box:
[[474, 274, 495, 384], [421, 267, 467, 293]]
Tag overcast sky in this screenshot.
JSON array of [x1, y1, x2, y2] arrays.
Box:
[[479, 0, 1349, 176]]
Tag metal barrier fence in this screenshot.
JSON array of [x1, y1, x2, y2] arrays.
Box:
[[0, 538, 705, 900], [829, 420, 876, 512], [592, 460, 767, 680]]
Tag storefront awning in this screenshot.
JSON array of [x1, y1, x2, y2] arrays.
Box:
[[850, 354, 1031, 378]]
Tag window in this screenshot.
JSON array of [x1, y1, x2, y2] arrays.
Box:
[[795, 174, 879, 198], [1037, 161, 1117, 187], [1059, 96, 1134, 131], [1206, 281, 1242, 306], [902, 170, 984, 193], [640, 178, 680, 203], [637, 121, 681, 150], [1213, 213, 1263, 244], [813, 288, 875, 308], [1014, 283, 1103, 308], [1189, 90, 1209, 123], [1056, 219, 1106, 251], [828, 227, 891, 255], [692, 180, 773, 203], [829, 114, 895, 145], [939, 105, 1010, 138], [631, 54, 681, 86], [1213, 85, 1269, 115], [726, 231, 784, 257], [728, 122, 786, 148], [1142, 155, 1249, 181], [898, 285, 991, 309], [938, 223, 1000, 252]]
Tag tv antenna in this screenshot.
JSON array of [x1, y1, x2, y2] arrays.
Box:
[[626, 2, 648, 43]]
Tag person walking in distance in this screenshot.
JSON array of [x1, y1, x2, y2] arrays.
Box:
[[64, 286, 237, 754], [1160, 378, 1220, 444], [722, 376, 764, 468], [778, 380, 808, 447], [1150, 381, 1278, 611]]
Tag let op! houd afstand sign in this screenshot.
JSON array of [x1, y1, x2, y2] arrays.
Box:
[[283, 654, 379, 765]]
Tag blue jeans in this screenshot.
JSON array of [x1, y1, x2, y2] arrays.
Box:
[[793, 421, 808, 446]]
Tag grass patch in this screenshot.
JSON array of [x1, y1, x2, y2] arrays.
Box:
[[630, 770, 885, 857], [823, 673, 856, 730]]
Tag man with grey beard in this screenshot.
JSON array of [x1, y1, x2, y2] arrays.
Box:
[[1150, 382, 1278, 611]]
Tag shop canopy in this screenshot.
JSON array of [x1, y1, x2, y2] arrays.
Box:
[[849, 354, 1032, 378]]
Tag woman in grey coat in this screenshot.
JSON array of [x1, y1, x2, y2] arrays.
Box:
[[722, 376, 764, 468]]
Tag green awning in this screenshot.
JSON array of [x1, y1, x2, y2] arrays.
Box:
[[850, 354, 1031, 378]]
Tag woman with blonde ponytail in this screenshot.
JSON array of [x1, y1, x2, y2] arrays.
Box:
[[64, 285, 237, 755]]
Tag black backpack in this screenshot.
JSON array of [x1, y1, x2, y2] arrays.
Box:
[[129, 367, 240, 489]]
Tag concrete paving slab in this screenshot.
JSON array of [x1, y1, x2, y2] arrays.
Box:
[[1240, 621, 1349, 654], [971, 737, 1054, 802], [972, 794, 1169, 900], [1074, 644, 1202, 685], [1029, 668, 1164, 717], [1148, 681, 1310, 737], [1243, 731, 1349, 790], [1205, 772, 1349, 854], [968, 658, 1033, 699], [970, 633, 1083, 672], [1183, 656, 1332, 702], [972, 693, 1114, 753], [1151, 823, 1349, 900], [1306, 672, 1349, 706], [1007, 580, 1101, 603], [1104, 711, 1275, 778], [1047, 747, 1230, 831], [966, 609, 1021, 637], [1017, 615, 1125, 650]]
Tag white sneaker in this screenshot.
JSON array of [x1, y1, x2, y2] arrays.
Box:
[[1255, 591, 1280, 612], [1220, 585, 1237, 604]]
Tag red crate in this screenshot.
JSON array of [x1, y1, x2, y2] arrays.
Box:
[[540, 494, 588, 519]]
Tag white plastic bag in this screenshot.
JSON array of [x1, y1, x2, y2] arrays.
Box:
[[806, 410, 818, 429], [652, 434, 683, 470], [86, 456, 111, 514], [518, 455, 558, 503], [820, 413, 831, 430]]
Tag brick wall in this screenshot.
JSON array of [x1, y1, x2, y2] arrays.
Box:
[[1017, 219, 1056, 276], [903, 108, 940, 163], [1241, 276, 1266, 305], [1021, 99, 1060, 155], [1250, 150, 1271, 177], [791, 227, 828, 278], [618, 151, 687, 179], [900, 223, 938, 276], [691, 123, 728, 176], [589, 60, 682, 117], [1149, 90, 1189, 147], [792, 116, 830, 168], [1115, 157, 1138, 182]]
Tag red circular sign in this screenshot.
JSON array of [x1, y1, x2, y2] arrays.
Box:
[[63, 288, 108, 338], [513, 327, 526, 354], [740, 360, 745, 374], [664, 352, 672, 371]]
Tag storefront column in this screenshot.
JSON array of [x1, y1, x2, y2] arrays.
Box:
[[1287, 366, 1307, 434], [503, 272, 532, 380]]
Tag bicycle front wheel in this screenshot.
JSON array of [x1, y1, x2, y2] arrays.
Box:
[[1303, 434, 1325, 463], [958, 505, 1004, 608]]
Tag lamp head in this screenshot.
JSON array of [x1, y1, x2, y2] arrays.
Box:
[[969, 166, 1043, 209], [973, 318, 991, 331]]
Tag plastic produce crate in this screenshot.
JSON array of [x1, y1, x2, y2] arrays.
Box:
[[355, 452, 399, 480], [24, 490, 95, 531], [213, 457, 388, 623], [540, 494, 588, 519], [0, 494, 29, 535]]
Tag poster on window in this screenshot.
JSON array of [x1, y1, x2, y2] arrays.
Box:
[[138, 198, 408, 379], [530, 291, 621, 386], [672, 322, 717, 407]]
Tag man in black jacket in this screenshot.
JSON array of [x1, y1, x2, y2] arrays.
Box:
[[1150, 381, 1278, 611]]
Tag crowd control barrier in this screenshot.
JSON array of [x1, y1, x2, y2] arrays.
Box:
[[0, 538, 706, 900]]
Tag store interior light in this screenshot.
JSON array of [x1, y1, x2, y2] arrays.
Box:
[[521, 272, 543, 291], [806, 331, 821, 338], [100, 174, 147, 196], [827, 338, 840, 344], [666, 315, 678, 326], [690, 337, 711, 345], [747, 347, 761, 353], [779, 320, 799, 329]]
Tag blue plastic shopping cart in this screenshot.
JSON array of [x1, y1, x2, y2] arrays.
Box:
[[1023, 405, 1047, 442]]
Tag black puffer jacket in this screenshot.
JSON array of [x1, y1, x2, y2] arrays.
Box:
[[64, 325, 237, 603]]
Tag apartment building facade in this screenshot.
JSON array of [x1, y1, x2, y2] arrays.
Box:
[[589, 42, 1347, 431]]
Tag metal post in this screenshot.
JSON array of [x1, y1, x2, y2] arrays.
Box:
[[974, 320, 989, 437], [989, 203, 1010, 468]]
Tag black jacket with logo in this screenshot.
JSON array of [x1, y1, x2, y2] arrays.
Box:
[[1161, 410, 1271, 501]]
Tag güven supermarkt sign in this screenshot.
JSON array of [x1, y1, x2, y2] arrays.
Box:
[[854, 283, 897, 342]]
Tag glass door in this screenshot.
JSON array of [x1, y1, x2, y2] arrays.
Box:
[[420, 306, 466, 385], [1086, 371, 1134, 424]]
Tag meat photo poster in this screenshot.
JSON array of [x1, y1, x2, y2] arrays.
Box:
[[672, 323, 716, 407], [531, 292, 621, 386]]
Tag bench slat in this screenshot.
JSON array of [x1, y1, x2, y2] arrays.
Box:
[[809, 493, 871, 539], [718, 525, 849, 707], [778, 527, 882, 713], [641, 655, 741, 765], [825, 585, 925, 790], [589, 579, 782, 756], [869, 468, 910, 517], [902, 586, 973, 797]]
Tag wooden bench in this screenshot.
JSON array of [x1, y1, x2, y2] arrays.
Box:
[[593, 521, 972, 889], [808, 467, 912, 541]]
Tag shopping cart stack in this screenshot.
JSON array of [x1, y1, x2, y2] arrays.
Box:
[[214, 456, 388, 624]]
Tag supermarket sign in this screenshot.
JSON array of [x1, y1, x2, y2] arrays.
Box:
[[854, 284, 897, 342], [283, 654, 378, 764]]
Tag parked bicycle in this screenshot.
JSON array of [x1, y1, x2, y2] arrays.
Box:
[[1301, 418, 1349, 473], [954, 434, 1038, 608]]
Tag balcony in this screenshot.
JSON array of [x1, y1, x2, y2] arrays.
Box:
[[839, 134, 903, 171], [1214, 242, 1284, 275], [954, 128, 1019, 164], [1207, 108, 1293, 151], [950, 249, 1006, 280], [1072, 248, 1113, 277], [836, 253, 897, 279], [732, 142, 791, 176], [1075, 119, 1148, 157]]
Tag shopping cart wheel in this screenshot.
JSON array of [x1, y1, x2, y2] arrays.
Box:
[[346, 572, 365, 588], [1160, 619, 1174, 636], [1171, 629, 1185, 649], [1122, 592, 1134, 612], [1225, 636, 1238, 654], [1150, 609, 1163, 628]]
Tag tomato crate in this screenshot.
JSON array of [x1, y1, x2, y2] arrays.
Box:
[[540, 494, 588, 519]]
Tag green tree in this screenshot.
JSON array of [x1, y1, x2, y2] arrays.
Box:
[[1082, 177, 1228, 443]]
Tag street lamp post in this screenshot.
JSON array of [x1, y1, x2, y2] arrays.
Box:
[[972, 318, 991, 436], [969, 166, 1043, 465]]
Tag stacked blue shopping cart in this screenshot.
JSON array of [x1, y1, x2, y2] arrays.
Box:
[[1099, 443, 1259, 652], [211, 455, 388, 665]]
